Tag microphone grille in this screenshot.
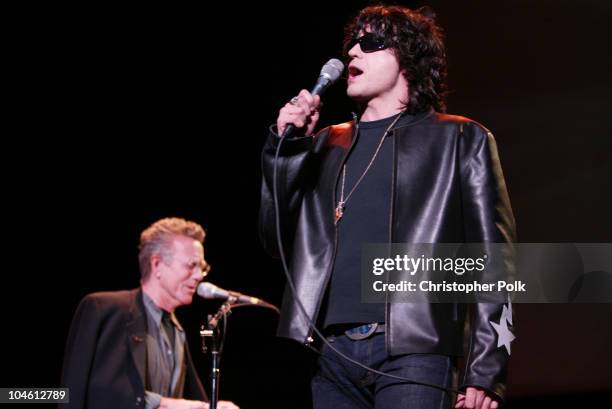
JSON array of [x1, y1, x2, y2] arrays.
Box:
[[197, 282, 222, 299], [320, 58, 344, 83]]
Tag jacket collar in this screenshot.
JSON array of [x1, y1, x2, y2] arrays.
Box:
[[326, 108, 435, 150]]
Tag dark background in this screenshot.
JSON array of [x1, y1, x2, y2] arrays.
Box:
[[3, 0, 611, 407]]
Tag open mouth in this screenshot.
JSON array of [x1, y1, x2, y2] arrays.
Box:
[[348, 66, 363, 79]]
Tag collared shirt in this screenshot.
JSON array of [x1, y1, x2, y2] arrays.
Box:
[[142, 292, 187, 409]]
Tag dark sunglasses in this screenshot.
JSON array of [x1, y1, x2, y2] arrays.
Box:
[[347, 33, 388, 53]]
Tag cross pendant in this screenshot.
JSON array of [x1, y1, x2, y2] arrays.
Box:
[[334, 202, 345, 224]]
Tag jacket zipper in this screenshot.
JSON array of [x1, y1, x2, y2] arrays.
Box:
[[385, 129, 397, 352], [305, 113, 360, 344]]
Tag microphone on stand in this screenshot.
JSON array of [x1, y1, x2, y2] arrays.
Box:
[[197, 282, 280, 313], [197, 282, 261, 304]]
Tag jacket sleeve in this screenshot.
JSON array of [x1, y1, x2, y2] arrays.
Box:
[[259, 125, 317, 258], [60, 295, 101, 409], [459, 122, 517, 402]]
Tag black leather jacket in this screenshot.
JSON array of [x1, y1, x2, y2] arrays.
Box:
[[259, 109, 516, 400]]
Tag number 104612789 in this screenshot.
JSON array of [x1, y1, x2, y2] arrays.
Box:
[[1, 388, 69, 403]]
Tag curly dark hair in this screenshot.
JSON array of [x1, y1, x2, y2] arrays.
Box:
[[344, 5, 448, 114]]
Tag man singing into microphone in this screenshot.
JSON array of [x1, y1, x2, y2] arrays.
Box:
[[259, 5, 515, 409], [61, 217, 239, 409]]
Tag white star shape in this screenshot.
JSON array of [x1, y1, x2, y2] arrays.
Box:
[[490, 295, 515, 355]]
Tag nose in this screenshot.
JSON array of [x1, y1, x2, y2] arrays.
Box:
[[199, 260, 211, 279], [348, 43, 362, 59], [190, 260, 210, 283]]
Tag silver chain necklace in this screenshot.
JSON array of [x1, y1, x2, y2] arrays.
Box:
[[335, 110, 405, 224]]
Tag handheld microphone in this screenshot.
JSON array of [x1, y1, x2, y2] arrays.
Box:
[[310, 58, 345, 96], [282, 58, 344, 138]]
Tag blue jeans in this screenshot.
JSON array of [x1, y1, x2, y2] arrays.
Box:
[[311, 332, 453, 409]]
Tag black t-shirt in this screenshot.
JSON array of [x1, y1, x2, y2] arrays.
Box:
[[322, 112, 414, 327]]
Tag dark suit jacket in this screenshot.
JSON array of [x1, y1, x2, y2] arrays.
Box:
[[60, 288, 207, 409]]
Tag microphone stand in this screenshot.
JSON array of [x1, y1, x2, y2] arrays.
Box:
[[200, 300, 234, 409], [199, 293, 279, 409]]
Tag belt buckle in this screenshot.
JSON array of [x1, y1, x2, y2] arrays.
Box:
[[344, 323, 378, 340]]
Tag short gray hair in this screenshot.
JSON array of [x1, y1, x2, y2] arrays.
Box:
[[138, 217, 206, 280]]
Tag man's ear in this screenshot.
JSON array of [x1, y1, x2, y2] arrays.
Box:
[[150, 254, 162, 278]]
